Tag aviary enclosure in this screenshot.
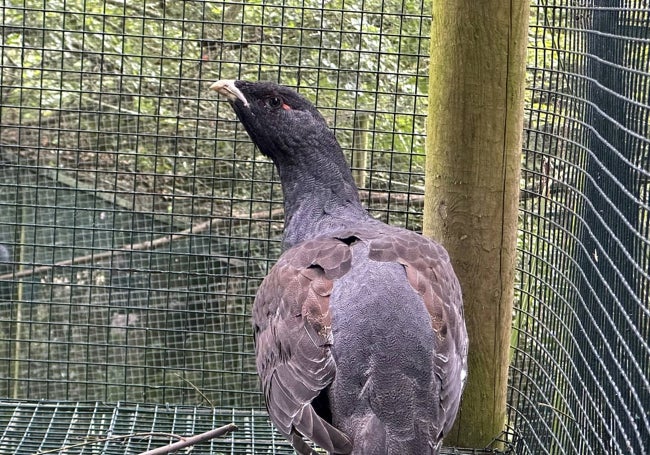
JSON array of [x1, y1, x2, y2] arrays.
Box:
[[0, 1, 648, 454]]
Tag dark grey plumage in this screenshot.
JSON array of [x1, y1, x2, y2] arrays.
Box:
[[211, 80, 468, 455]]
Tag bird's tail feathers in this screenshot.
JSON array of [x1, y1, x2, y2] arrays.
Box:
[[294, 405, 353, 454], [347, 413, 387, 455], [347, 413, 441, 455]]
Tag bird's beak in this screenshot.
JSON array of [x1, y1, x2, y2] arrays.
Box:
[[210, 80, 249, 108]]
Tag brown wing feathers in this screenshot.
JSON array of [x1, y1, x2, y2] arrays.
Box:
[[254, 237, 354, 454]]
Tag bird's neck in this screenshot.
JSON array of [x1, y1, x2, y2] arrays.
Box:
[[273, 150, 370, 249]]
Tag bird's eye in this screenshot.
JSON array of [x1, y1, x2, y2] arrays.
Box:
[[266, 96, 283, 109]]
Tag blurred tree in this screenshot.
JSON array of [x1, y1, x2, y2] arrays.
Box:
[[1, 0, 431, 203], [0, 244, 13, 302]]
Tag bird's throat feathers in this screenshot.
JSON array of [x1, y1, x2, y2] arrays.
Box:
[[279, 162, 369, 249], [252, 126, 368, 249]]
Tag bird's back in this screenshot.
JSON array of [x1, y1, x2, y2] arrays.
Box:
[[326, 227, 464, 454], [252, 223, 466, 455]]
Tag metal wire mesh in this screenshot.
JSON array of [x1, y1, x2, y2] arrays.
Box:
[[511, 1, 650, 454], [0, 401, 291, 455], [0, 0, 428, 403], [1, 0, 648, 454], [0, 0, 433, 453], [0, 400, 502, 455]]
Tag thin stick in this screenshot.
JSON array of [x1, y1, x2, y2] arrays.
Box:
[[0, 209, 283, 281], [137, 424, 238, 455], [173, 372, 215, 409], [0, 190, 423, 281], [36, 432, 186, 454]]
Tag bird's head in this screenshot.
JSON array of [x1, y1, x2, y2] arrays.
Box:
[[210, 80, 365, 246], [210, 80, 341, 166]]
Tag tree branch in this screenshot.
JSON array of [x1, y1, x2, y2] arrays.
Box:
[[0, 190, 423, 281], [137, 424, 238, 455], [35, 426, 237, 455], [0, 209, 283, 281]]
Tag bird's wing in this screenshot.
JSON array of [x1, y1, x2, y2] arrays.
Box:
[[365, 227, 468, 433], [253, 237, 354, 455]]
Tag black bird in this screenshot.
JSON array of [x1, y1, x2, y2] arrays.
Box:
[[211, 80, 468, 455]]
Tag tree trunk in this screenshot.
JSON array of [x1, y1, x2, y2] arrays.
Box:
[[424, 0, 529, 448]]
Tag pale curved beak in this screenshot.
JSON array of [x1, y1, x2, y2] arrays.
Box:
[[210, 79, 249, 108]]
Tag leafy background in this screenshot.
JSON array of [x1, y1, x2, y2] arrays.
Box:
[[0, 0, 430, 405]]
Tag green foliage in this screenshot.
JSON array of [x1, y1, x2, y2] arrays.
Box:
[[1, 0, 431, 407], [1, 0, 430, 208]]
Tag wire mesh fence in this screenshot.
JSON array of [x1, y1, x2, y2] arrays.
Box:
[[0, 0, 648, 454], [0, 0, 431, 453], [513, 1, 649, 454]]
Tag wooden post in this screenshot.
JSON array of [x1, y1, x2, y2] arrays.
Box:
[[424, 0, 529, 448], [351, 113, 369, 189]]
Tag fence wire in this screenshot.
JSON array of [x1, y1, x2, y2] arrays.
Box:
[[0, 1, 648, 454], [0, 1, 431, 453], [512, 1, 649, 454]]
